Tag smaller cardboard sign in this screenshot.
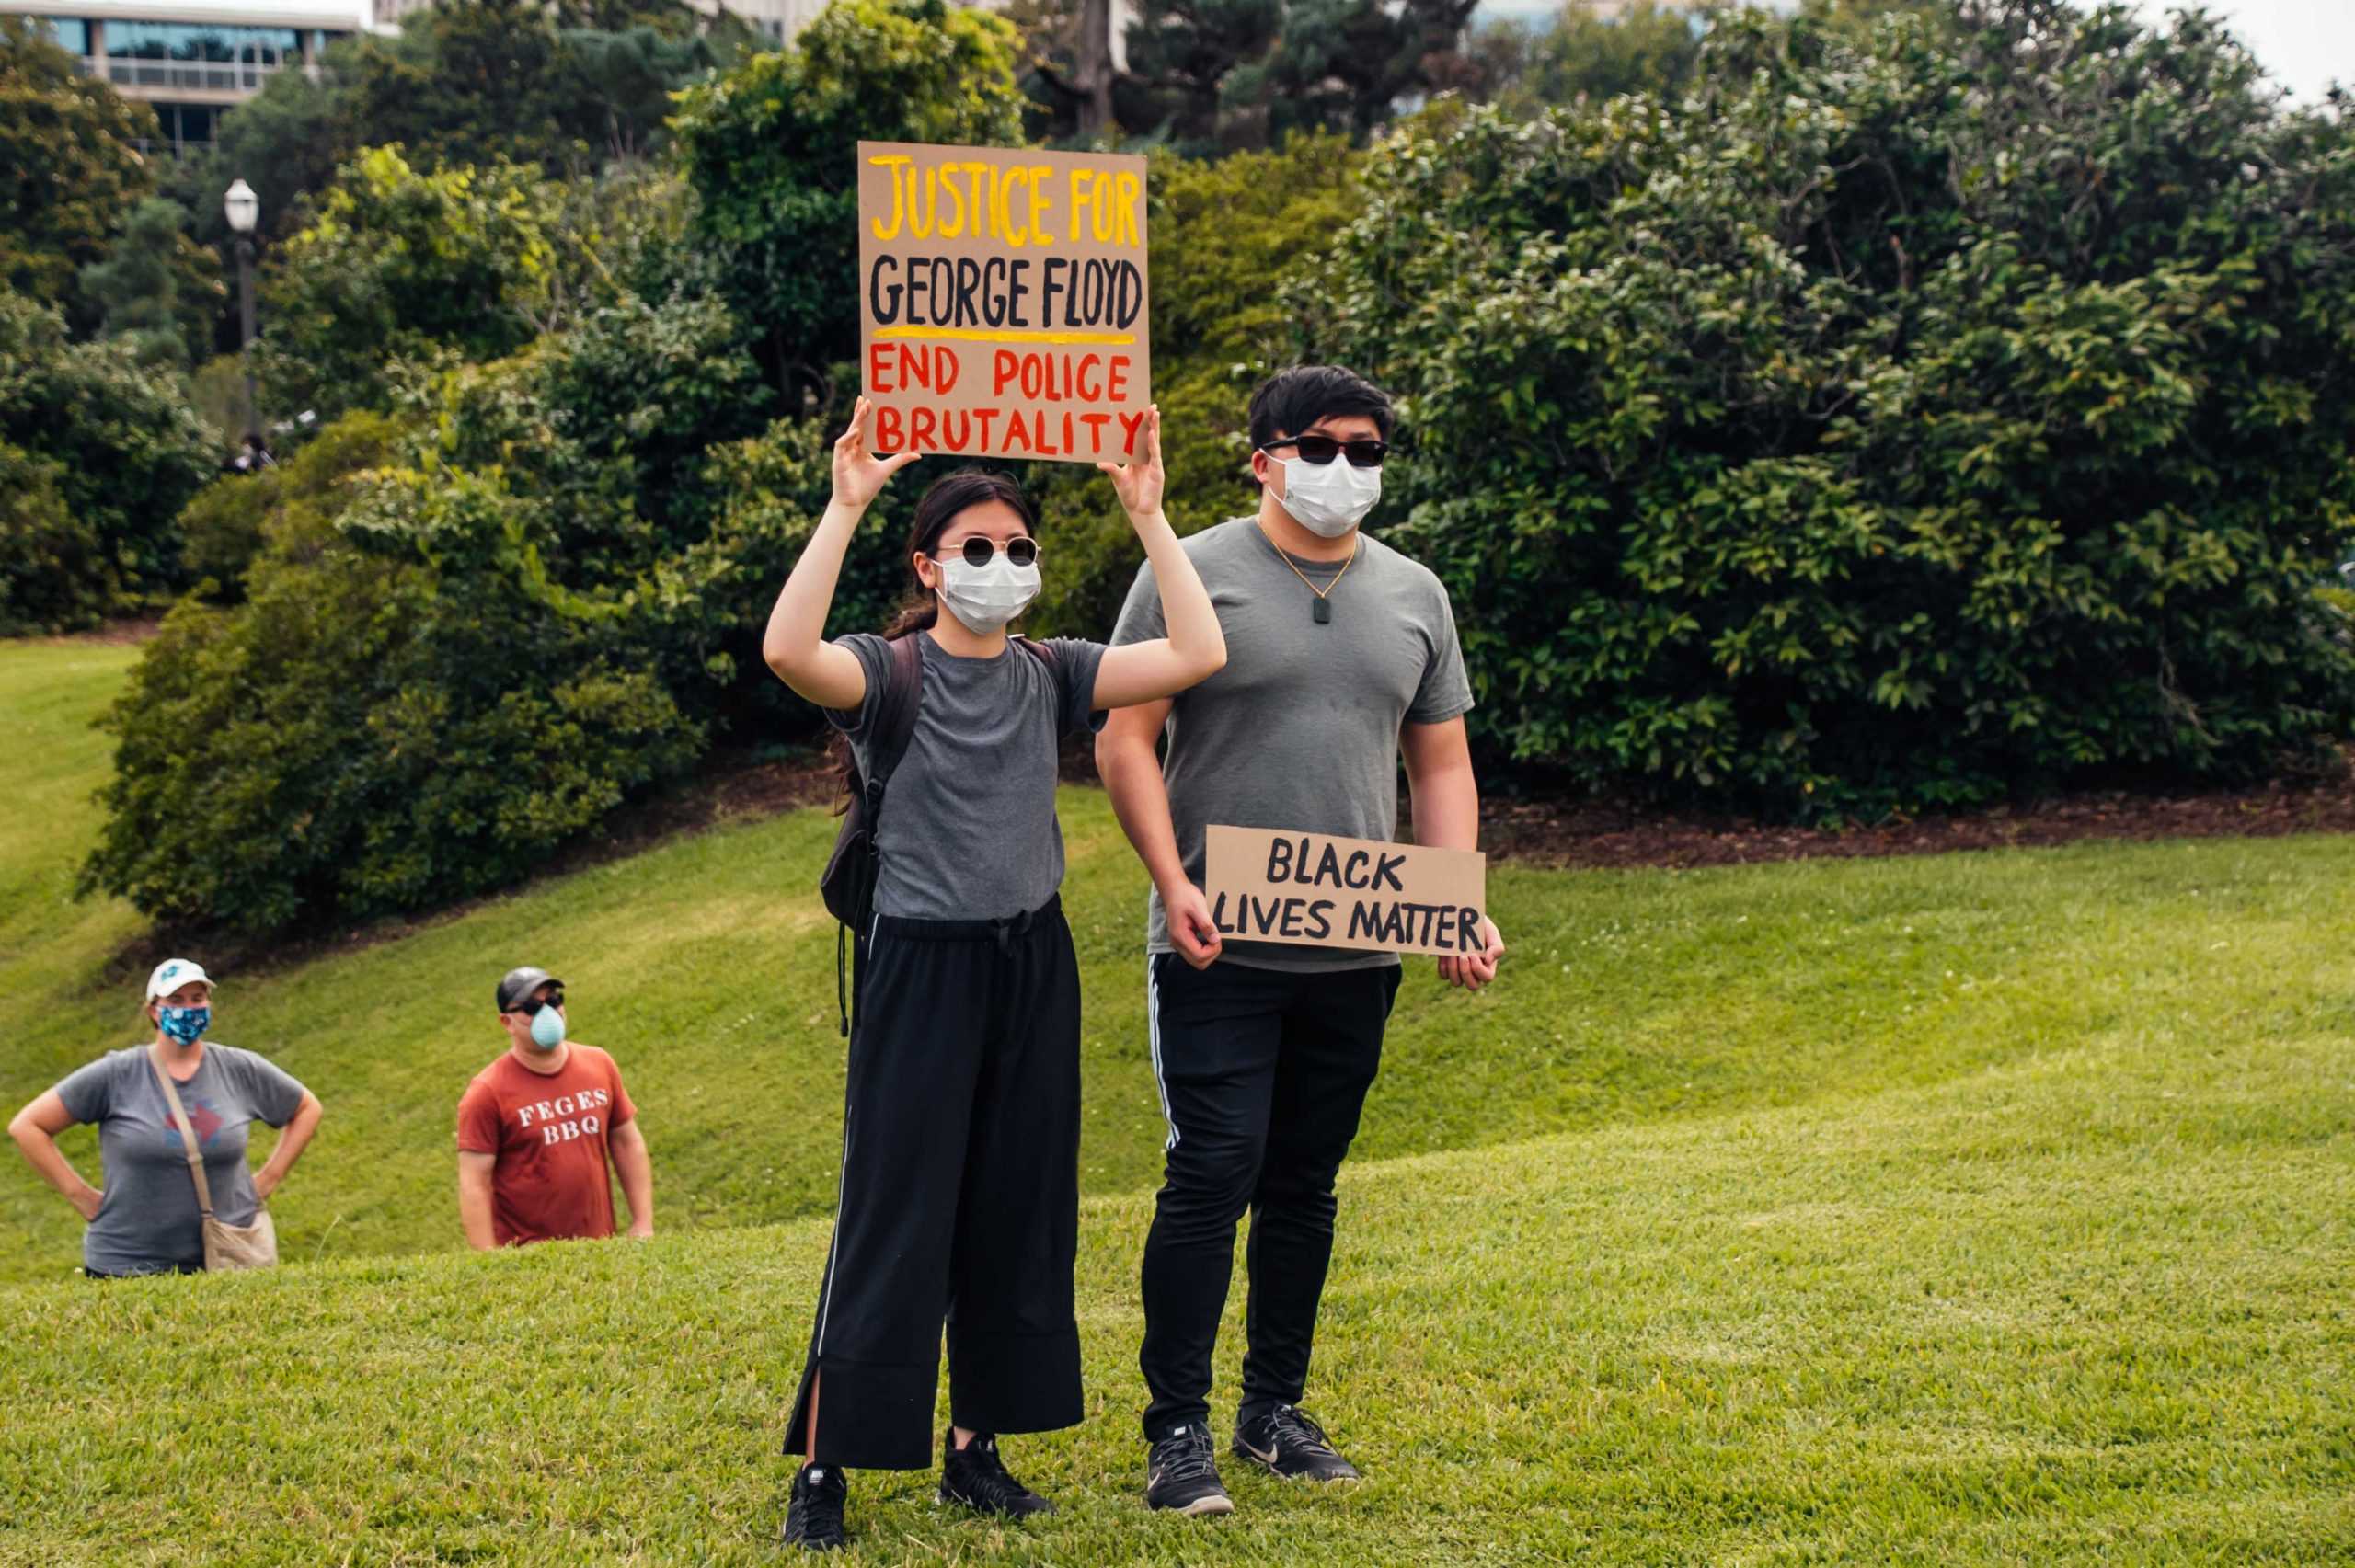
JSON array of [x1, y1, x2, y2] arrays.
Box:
[[1203, 826, 1488, 958]]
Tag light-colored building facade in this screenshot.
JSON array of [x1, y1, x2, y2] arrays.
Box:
[[366, 0, 830, 43], [3, 0, 370, 150], [2, 0, 1139, 154]]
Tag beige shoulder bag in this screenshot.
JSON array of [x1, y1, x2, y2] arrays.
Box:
[[150, 1050, 278, 1271]]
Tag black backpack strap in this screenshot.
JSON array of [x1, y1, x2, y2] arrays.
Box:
[[867, 631, 927, 799], [839, 632, 925, 1037]]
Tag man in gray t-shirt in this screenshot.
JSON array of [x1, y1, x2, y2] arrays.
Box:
[[1098, 366, 1506, 1515], [1109, 517, 1472, 970]]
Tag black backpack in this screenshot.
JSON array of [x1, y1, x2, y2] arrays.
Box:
[[819, 633, 1061, 1034]]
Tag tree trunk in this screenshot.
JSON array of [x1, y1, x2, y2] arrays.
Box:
[[1074, 0, 1117, 138]]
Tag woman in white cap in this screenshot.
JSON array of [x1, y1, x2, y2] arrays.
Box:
[[6, 958, 323, 1277]]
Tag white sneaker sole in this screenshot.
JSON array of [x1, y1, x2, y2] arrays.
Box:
[[1169, 1494, 1234, 1516]]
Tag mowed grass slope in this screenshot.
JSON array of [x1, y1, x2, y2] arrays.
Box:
[[1, 638, 2351, 1562], [0, 1010, 2347, 1563], [5, 635, 2355, 1293]]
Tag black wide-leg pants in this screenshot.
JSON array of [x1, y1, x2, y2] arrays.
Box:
[[784, 896, 1085, 1471], [1137, 953, 1401, 1439]]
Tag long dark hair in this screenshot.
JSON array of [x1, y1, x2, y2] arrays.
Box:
[[831, 467, 1040, 803]]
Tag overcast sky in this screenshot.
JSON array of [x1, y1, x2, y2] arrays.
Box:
[[2132, 3, 2351, 102], [1475, 4, 2349, 102]]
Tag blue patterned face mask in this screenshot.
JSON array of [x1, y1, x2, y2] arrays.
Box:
[[157, 1004, 210, 1047]]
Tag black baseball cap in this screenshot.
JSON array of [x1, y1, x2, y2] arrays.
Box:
[[496, 966, 564, 1012]]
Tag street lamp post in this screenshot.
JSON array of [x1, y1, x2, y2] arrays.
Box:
[[224, 178, 260, 447]]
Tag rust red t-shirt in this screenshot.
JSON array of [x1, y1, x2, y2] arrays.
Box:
[[455, 1044, 637, 1246]]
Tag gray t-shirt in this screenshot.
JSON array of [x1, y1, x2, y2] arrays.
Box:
[[54, 1044, 308, 1275], [1111, 518, 1474, 972], [827, 630, 1108, 921]]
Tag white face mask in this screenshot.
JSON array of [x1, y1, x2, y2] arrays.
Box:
[[1273, 453, 1382, 538], [935, 552, 1041, 635]]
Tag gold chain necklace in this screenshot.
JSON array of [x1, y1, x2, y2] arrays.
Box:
[[1264, 526, 1357, 624]]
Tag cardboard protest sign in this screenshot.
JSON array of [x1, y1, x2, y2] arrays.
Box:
[[1202, 826, 1488, 958], [856, 141, 1151, 465]]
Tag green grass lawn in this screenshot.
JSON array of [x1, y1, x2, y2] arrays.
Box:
[[0, 1009, 2346, 1563], [6, 636, 2354, 1293], [0, 635, 2349, 1562]]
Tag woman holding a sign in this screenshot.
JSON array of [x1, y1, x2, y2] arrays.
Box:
[[758, 396, 1224, 1551]]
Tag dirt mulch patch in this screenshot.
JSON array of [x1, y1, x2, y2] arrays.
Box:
[[1474, 768, 2355, 872], [112, 744, 2354, 985], [30, 616, 165, 647], [1063, 735, 2355, 869]]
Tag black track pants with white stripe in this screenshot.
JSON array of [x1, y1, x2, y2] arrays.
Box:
[[1137, 953, 1401, 1440], [783, 897, 1084, 1471]]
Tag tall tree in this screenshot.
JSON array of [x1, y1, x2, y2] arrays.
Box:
[[1121, 0, 1480, 147], [1468, 1, 1711, 115], [77, 195, 224, 369], [672, 0, 1026, 396], [1121, 0, 1281, 148], [0, 17, 158, 315]]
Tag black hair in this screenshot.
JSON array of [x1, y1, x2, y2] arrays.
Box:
[[1246, 365, 1396, 450]]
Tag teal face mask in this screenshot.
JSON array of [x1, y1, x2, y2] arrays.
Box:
[[529, 1004, 566, 1051], [157, 1004, 210, 1047]]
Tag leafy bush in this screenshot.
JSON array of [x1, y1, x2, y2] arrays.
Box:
[[1315, 1, 2355, 816], [83, 417, 704, 934], [84, 280, 788, 933], [0, 442, 97, 634], [0, 293, 216, 629], [176, 411, 401, 595], [258, 147, 612, 419], [1026, 135, 1363, 637], [672, 0, 1025, 390]]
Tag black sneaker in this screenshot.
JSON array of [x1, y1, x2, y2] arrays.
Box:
[[938, 1430, 1053, 1518], [1233, 1402, 1361, 1482], [781, 1460, 848, 1551], [1144, 1422, 1235, 1516]]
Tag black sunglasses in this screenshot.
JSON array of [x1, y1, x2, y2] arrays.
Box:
[[952, 536, 1040, 568], [507, 990, 565, 1017], [1260, 435, 1389, 468]]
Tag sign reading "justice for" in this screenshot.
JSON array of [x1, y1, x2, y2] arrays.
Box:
[[856, 141, 1152, 465], [1202, 826, 1488, 958]]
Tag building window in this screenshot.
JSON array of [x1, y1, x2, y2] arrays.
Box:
[[177, 103, 216, 148], [42, 17, 91, 56], [105, 23, 302, 92]]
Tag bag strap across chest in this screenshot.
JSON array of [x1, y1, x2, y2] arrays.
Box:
[[859, 633, 1060, 827], [147, 1049, 215, 1219]]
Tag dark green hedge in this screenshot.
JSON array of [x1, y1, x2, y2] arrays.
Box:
[[1316, 1, 2355, 816], [0, 293, 215, 632]]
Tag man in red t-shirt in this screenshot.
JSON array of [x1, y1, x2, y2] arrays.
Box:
[[456, 966, 654, 1248]]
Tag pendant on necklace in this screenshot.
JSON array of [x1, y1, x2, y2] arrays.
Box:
[[1312, 598, 1332, 624]]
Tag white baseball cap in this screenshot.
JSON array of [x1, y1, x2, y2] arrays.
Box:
[[145, 958, 213, 1001]]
